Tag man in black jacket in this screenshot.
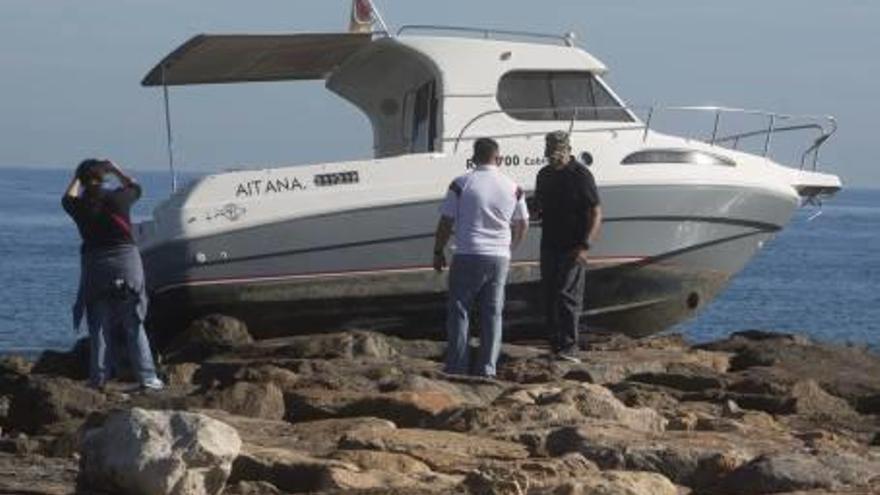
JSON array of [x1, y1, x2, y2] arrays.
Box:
[[534, 131, 603, 362]]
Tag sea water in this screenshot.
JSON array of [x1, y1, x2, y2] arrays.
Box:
[[0, 167, 877, 354]]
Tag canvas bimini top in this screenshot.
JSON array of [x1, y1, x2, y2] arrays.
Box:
[[141, 28, 626, 158], [141, 33, 373, 86]]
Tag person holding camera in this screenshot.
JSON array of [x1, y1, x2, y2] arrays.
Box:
[[62, 159, 164, 391]]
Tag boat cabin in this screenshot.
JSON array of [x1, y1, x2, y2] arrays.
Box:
[[143, 27, 636, 159]]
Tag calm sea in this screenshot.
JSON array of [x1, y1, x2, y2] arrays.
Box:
[[0, 167, 877, 354]]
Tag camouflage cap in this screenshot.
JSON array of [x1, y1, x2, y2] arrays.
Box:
[[545, 131, 571, 151]]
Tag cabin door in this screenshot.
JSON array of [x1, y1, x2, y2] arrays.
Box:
[[405, 80, 438, 153]]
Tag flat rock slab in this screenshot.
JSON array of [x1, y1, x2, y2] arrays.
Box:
[[546, 421, 803, 489], [339, 426, 530, 473], [700, 331, 880, 409], [0, 453, 77, 495], [498, 347, 731, 385], [716, 452, 880, 494], [199, 410, 395, 456]]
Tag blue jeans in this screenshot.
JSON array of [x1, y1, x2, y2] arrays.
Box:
[[86, 293, 159, 387], [445, 254, 510, 377]]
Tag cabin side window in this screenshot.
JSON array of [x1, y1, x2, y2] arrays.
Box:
[[497, 71, 632, 122]]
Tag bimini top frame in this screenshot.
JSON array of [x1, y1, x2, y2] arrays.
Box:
[[142, 33, 373, 87], [397, 25, 578, 47]]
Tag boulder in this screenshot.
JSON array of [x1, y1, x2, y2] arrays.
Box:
[[79, 408, 241, 495], [203, 381, 286, 421], [700, 330, 880, 408], [626, 363, 728, 392], [497, 355, 570, 384], [166, 314, 252, 361], [555, 383, 667, 433], [462, 453, 599, 493], [234, 365, 299, 389], [231, 446, 460, 493], [0, 433, 40, 455], [329, 449, 433, 474], [857, 393, 880, 415], [0, 355, 32, 377], [230, 446, 357, 493], [610, 381, 682, 412], [545, 424, 790, 489], [555, 470, 680, 495], [285, 387, 462, 426], [187, 361, 299, 390], [716, 451, 880, 494], [179, 314, 253, 347], [253, 331, 399, 361], [6, 375, 105, 434], [667, 411, 700, 431], [494, 384, 565, 406], [795, 430, 864, 452], [432, 401, 585, 437], [421, 383, 666, 445], [30, 338, 90, 380], [811, 452, 880, 487], [224, 481, 283, 495], [716, 454, 837, 494], [165, 362, 201, 387], [576, 348, 731, 385], [386, 374, 505, 406], [786, 380, 859, 418]]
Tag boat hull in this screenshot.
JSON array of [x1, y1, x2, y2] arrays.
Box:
[[142, 184, 796, 342]]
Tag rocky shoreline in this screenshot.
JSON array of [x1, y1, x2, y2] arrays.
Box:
[[1, 317, 879, 494]]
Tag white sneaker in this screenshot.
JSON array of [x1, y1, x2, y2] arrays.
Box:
[[555, 347, 582, 364], [141, 377, 165, 391]]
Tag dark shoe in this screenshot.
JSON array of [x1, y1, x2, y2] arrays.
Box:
[[87, 381, 107, 393]]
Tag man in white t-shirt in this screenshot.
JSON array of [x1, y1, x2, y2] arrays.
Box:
[[432, 138, 530, 377]]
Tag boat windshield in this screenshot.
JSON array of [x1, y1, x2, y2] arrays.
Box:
[[497, 71, 632, 122]]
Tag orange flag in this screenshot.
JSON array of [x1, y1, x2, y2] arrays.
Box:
[[349, 0, 375, 33]]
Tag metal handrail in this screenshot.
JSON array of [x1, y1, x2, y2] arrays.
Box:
[[449, 105, 646, 151], [397, 25, 577, 46], [449, 104, 837, 171], [714, 123, 832, 168]]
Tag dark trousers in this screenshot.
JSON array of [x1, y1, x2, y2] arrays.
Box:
[[540, 248, 587, 352]]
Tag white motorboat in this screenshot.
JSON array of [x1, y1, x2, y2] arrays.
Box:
[[136, 17, 841, 339]]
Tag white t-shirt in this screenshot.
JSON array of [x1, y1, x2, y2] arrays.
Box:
[[439, 165, 530, 258]]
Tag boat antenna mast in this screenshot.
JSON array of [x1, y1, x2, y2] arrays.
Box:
[[160, 64, 177, 193]]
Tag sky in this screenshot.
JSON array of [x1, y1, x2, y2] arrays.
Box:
[[1, 0, 878, 187]]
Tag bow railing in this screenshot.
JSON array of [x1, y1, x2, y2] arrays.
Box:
[[448, 105, 837, 171]]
